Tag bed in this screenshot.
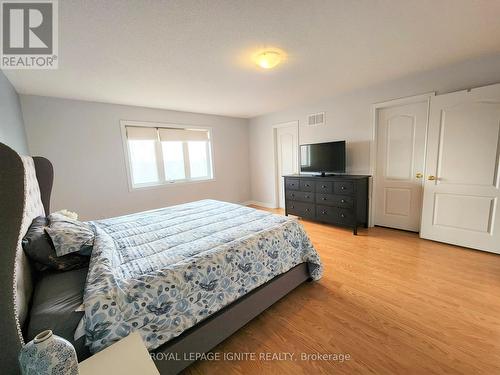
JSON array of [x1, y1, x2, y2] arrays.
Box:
[[0, 142, 322, 374]]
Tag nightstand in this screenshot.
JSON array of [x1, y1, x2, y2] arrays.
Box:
[[78, 332, 159, 375]]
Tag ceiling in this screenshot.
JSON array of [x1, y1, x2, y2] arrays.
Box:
[[4, 0, 500, 118]]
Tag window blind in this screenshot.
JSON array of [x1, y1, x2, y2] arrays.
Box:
[[158, 128, 209, 142], [126, 126, 158, 141]]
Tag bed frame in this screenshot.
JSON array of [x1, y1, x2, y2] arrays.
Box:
[[0, 142, 311, 374]]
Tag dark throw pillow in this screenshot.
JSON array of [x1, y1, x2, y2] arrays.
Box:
[[22, 216, 89, 273]]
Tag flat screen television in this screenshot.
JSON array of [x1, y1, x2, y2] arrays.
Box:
[[300, 141, 346, 175]]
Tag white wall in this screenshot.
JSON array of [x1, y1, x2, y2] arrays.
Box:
[[249, 53, 500, 207], [21, 95, 250, 220], [0, 71, 28, 154]]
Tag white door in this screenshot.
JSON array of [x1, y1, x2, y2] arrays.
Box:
[[374, 100, 429, 231], [420, 84, 500, 254], [276, 123, 298, 208]]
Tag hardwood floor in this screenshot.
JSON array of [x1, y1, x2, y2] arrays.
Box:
[[184, 207, 500, 375]]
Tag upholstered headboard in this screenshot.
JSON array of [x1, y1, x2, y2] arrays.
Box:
[[0, 142, 53, 374]]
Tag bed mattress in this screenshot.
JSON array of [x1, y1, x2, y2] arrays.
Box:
[[80, 200, 322, 353]]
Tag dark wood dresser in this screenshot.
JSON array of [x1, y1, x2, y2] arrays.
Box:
[[284, 174, 370, 235]]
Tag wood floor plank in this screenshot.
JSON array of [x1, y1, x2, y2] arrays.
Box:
[[183, 207, 500, 374]]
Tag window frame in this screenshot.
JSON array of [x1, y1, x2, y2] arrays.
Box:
[[120, 120, 216, 191]]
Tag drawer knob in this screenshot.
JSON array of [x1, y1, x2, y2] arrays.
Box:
[[305, 208, 310, 212], [341, 213, 345, 218], [291, 205, 295, 208], [291, 193, 295, 197], [322, 185, 327, 188], [322, 197, 327, 201], [306, 184, 310, 187], [341, 199, 345, 203], [341, 186, 346, 190], [305, 195, 310, 199], [322, 210, 327, 215]]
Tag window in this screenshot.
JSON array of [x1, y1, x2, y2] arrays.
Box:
[[122, 123, 214, 189], [162, 141, 185, 181]]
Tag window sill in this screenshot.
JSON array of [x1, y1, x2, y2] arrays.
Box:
[[129, 177, 216, 192]]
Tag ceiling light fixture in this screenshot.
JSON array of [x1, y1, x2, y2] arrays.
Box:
[[254, 50, 283, 69]]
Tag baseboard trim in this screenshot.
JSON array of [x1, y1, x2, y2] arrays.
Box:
[[241, 200, 278, 209], [239, 201, 254, 206]]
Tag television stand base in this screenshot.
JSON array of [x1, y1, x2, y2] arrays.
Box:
[[315, 172, 345, 177]]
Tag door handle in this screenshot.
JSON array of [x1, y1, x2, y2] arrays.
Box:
[[416, 172, 423, 179], [428, 175, 436, 181]]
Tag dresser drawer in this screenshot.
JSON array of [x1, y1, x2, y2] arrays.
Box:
[[286, 190, 315, 203], [316, 194, 354, 208], [316, 181, 333, 193], [316, 205, 355, 225], [285, 178, 300, 190], [299, 180, 315, 192], [287, 201, 315, 218], [334, 181, 354, 195]]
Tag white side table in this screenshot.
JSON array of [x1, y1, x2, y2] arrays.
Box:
[[78, 332, 159, 375]]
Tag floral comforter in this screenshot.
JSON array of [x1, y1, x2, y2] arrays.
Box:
[[81, 200, 322, 353]]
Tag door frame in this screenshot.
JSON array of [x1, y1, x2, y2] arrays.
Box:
[[273, 121, 299, 209], [369, 92, 435, 228]]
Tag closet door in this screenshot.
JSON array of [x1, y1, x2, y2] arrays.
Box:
[[374, 100, 429, 231], [420, 84, 500, 254]]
